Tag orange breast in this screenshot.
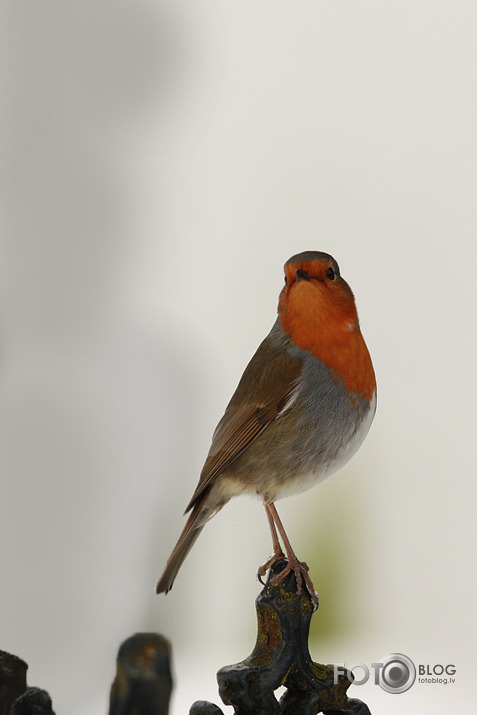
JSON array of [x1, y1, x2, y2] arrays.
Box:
[[279, 281, 376, 401]]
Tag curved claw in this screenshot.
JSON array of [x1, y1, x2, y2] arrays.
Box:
[[269, 558, 319, 611], [257, 551, 286, 585]]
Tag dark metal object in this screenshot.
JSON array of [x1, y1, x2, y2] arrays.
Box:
[[0, 652, 54, 715], [10, 688, 54, 715], [0, 652, 28, 715], [109, 633, 173, 715], [192, 560, 372, 715]]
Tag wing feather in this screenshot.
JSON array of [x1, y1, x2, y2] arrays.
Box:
[[186, 329, 302, 512]]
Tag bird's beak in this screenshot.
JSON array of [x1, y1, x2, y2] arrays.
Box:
[[295, 269, 311, 282]]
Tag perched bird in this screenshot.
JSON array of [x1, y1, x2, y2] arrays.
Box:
[[156, 251, 376, 606]]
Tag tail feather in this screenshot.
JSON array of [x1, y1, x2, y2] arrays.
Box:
[[156, 496, 210, 594]]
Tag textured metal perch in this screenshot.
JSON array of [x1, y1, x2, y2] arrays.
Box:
[[190, 559, 371, 715]]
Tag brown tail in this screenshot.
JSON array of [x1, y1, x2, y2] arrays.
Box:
[[156, 493, 213, 594]]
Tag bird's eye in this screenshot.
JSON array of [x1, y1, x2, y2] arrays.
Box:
[[326, 267, 336, 281], [284, 275, 287, 285]]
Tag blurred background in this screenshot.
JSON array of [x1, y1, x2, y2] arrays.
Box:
[[0, 1, 476, 713]]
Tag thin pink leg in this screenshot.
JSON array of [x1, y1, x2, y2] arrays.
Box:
[[257, 503, 286, 584], [266, 502, 318, 610], [265, 502, 283, 555]]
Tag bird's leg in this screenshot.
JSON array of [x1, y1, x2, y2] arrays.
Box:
[[257, 503, 286, 584], [266, 502, 319, 610]]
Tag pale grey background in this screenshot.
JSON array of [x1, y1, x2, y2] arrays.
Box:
[[0, 1, 475, 713]]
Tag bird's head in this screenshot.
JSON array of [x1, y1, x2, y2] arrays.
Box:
[[278, 251, 359, 338]]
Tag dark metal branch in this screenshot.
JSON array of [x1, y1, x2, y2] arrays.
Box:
[[191, 560, 372, 715]]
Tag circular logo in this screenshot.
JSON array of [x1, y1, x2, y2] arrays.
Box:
[[378, 653, 416, 694]]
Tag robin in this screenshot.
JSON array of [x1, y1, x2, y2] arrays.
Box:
[[156, 251, 376, 607]]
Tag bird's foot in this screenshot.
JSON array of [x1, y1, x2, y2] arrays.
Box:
[[270, 557, 319, 611], [257, 551, 286, 585]]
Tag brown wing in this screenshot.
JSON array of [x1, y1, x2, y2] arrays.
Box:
[[185, 329, 302, 512]]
